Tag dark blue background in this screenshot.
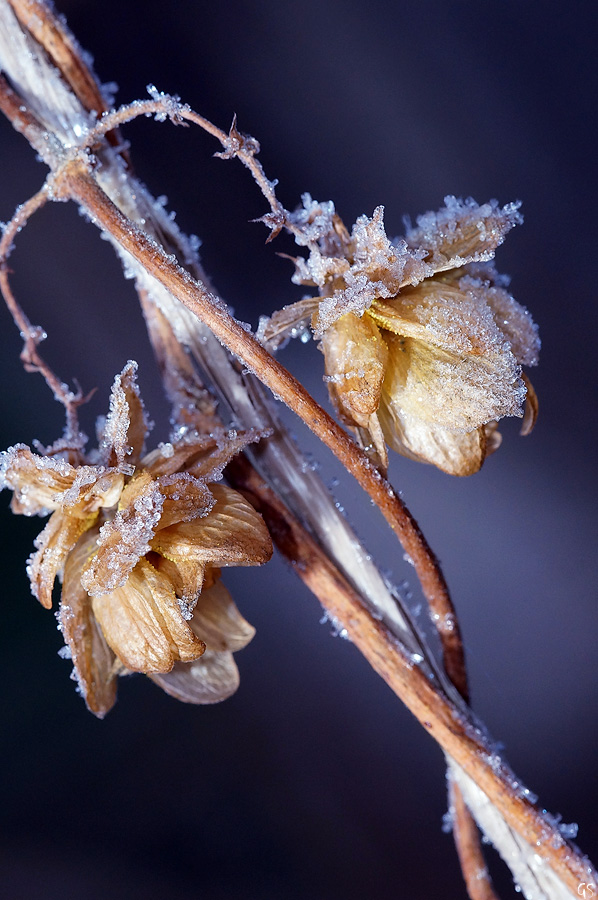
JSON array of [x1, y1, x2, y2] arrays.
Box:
[[1, 1, 596, 897]]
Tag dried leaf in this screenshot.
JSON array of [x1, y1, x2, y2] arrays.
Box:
[[91, 559, 205, 674], [27, 509, 96, 608], [149, 650, 240, 704], [59, 529, 117, 718], [151, 483, 272, 568], [190, 578, 255, 652]]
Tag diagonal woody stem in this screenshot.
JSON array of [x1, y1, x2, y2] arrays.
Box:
[[59, 160, 468, 698], [224, 456, 593, 896], [54, 163, 596, 896], [77, 89, 498, 898]]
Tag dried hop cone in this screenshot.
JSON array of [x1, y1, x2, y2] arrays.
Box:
[[0, 362, 272, 717], [259, 195, 540, 475]]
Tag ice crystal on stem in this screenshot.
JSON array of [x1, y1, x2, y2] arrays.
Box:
[[0, 362, 272, 717]]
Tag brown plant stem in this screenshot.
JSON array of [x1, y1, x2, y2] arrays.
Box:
[[450, 777, 497, 900], [225, 455, 591, 896], [0, 184, 87, 447], [51, 163, 586, 894], [58, 161, 468, 698]]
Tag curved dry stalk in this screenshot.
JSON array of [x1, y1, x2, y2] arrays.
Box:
[[58, 160, 467, 697], [450, 777, 497, 900], [225, 455, 594, 897], [83, 96, 297, 243], [0, 184, 88, 446], [79, 89, 499, 897]]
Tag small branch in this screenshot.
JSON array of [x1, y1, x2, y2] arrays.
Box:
[[0, 185, 88, 445], [450, 777, 498, 900], [61, 161, 467, 694], [83, 95, 299, 242], [226, 456, 594, 897], [83, 90, 495, 899]]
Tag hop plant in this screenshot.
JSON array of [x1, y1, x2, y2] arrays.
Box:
[[0, 362, 272, 716], [260, 195, 540, 474]]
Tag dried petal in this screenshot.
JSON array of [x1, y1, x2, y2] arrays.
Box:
[[99, 361, 148, 470], [142, 435, 218, 478], [143, 428, 265, 482], [321, 312, 388, 429], [473, 278, 540, 366], [405, 196, 522, 272], [378, 400, 487, 476], [151, 483, 272, 569], [81, 471, 163, 595], [59, 529, 117, 718], [520, 374, 539, 436], [379, 333, 524, 435], [149, 649, 240, 704], [157, 473, 214, 528], [91, 558, 205, 674], [369, 279, 508, 359], [189, 578, 255, 652], [1, 444, 79, 515], [152, 553, 207, 614], [27, 509, 97, 609], [183, 429, 268, 482], [312, 207, 429, 336], [256, 297, 319, 350]]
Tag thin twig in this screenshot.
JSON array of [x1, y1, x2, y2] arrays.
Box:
[[60, 161, 468, 697], [0, 184, 88, 447], [225, 455, 593, 897], [450, 777, 498, 900], [82, 97, 302, 243], [82, 90, 499, 898]]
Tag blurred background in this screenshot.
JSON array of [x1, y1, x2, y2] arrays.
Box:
[[0, 1, 596, 898]]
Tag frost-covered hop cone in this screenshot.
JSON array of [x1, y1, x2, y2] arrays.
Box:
[[0, 362, 272, 717], [260, 195, 540, 475]]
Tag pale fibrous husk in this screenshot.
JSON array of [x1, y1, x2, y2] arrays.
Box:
[[0, 362, 272, 717]]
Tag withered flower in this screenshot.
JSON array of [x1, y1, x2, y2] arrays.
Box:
[[0, 362, 272, 716], [260, 196, 540, 475]]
